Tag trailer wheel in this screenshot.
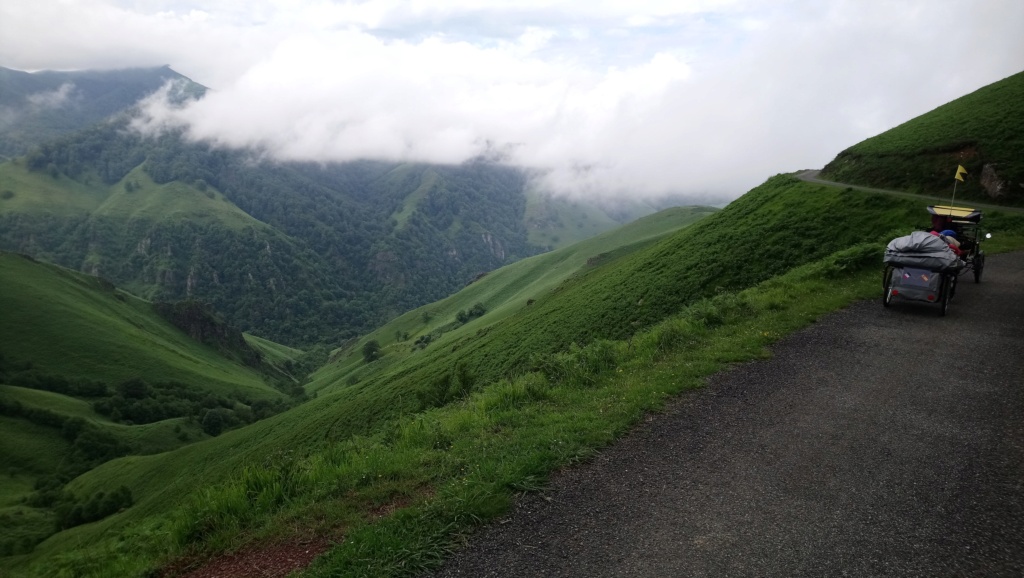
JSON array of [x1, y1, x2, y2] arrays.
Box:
[[882, 267, 894, 308], [939, 275, 952, 316]]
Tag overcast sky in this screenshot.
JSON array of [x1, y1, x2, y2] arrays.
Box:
[[2, 1, 1023, 200]]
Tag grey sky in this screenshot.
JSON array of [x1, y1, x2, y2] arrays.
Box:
[[2, 1, 1023, 200]]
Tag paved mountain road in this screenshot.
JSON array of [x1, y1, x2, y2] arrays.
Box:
[[431, 252, 1024, 577]]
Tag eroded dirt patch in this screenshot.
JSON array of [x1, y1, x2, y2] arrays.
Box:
[[164, 536, 335, 578]]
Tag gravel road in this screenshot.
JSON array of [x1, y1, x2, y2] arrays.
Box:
[[431, 252, 1024, 577]]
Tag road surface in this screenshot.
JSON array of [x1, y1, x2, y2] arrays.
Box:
[[431, 252, 1024, 577]]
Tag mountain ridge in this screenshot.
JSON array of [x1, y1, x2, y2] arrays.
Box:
[[0, 65, 204, 160], [1, 118, 667, 345]]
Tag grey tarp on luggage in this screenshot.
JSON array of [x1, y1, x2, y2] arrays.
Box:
[[883, 231, 962, 271]]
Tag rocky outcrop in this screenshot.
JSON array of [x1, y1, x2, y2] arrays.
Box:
[[481, 233, 505, 260], [980, 164, 1007, 199]]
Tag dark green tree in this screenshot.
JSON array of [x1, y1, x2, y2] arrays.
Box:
[[201, 409, 225, 436], [362, 340, 382, 363]]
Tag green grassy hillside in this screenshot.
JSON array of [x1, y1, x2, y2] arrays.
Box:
[[822, 70, 1024, 202], [335, 176, 926, 398], [0, 253, 296, 557], [0, 206, 713, 559], [0, 159, 264, 227], [307, 205, 718, 395], [0, 253, 280, 399], [8, 174, 1024, 577]]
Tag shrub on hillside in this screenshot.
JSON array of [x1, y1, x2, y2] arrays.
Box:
[[54, 485, 133, 530], [362, 340, 382, 362]]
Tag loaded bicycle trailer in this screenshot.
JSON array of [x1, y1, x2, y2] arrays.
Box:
[[881, 205, 989, 316], [882, 231, 961, 315]]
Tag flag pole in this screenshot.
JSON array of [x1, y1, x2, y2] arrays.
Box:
[[948, 164, 968, 217]]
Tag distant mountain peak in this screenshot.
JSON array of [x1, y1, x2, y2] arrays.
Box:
[[0, 65, 207, 159]]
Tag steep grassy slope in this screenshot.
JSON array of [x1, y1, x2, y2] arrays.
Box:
[[338, 176, 925, 397], [10, 172, 1024, 576], [822, 70, 1024, 202], [0, 252, 280, 398], [0, 253, 294, 556], [0, 159, 264, 227], [5, 207, 713, 546]]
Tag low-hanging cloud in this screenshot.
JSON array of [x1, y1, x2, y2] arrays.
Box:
[[7, 1, 1024, 200], [27, 82, 77, 110], [133, 30, 694, 194]]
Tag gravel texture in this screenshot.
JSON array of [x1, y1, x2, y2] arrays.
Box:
[[431, 252, 1024, 577]]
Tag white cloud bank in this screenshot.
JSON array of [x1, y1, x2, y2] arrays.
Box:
[[4, 1, 1024, 200]]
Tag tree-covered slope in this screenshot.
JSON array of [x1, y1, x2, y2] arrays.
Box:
[[0, 66, 204, 160], [0, 120, 547, 345], [0, 65, 679, 347], [822, 70, 1024, 202]]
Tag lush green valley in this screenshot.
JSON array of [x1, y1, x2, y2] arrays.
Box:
[[0, 253, 302, 556], [4, 64, 1024, 578], [9, 173, 1024, 577], [0, 115, 666, 347], [307, 205, 718, 396]]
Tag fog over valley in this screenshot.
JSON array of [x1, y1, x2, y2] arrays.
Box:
[[3, 0, 1024, 201]]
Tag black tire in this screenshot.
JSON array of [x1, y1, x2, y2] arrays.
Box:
[[939, 275, 952, 316], [882, 267, 894, 308], [974, 252, 985, 283]]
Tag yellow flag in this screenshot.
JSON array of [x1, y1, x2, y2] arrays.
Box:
[[954, 165, 968, 182]]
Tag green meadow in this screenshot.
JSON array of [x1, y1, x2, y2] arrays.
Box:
[[0, 160, 264, 229]]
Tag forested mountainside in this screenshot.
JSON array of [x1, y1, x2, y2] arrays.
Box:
[[0, 66, 203, 160], [0, 118, 542, 345]]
